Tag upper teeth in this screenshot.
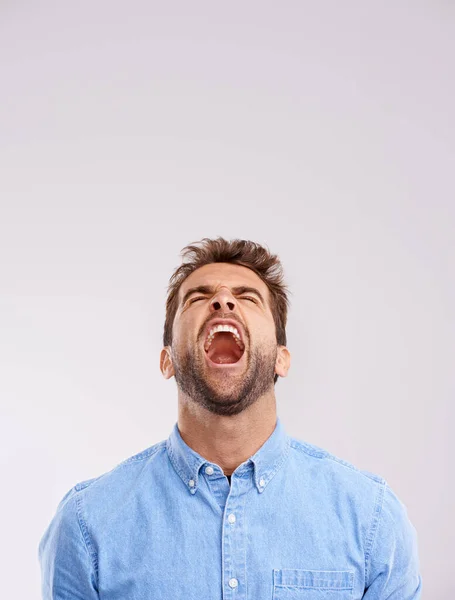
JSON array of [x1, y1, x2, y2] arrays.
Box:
[[205, 324, 243, 349]]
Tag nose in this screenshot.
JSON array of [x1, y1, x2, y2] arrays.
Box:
[[210, 287, 236, 313]]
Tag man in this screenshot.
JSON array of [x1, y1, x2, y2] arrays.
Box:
[[38, 237, 422, 599]]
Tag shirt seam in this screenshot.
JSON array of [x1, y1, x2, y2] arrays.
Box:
[[74, 488, 99, 583], [291, 440, 385, 485], [324, 453, 384, 483], [364, 479, 387, 586], [69, 443, 165, 584], [289, 439, 326, 459], [75, 443, 166, 493], [120, 441, 166, 465]]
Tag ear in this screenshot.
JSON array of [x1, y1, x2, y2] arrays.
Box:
[[275, 346, 291, 378], [160, 347, 175, 379]]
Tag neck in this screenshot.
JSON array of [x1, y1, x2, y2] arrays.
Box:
[[177, 391, 278, 476]]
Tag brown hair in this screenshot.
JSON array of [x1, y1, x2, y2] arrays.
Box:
[[163, 237, 290, 382]]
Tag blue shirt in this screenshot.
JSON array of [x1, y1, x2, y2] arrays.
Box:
[[38, 417, 422, 599]]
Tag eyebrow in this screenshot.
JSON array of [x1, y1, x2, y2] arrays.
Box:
[[180, 285, 266, 307]]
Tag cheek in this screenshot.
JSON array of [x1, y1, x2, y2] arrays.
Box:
[[251, 322, 276, 347], [170, 324, 186, 350], [173, 319, 198, 349]]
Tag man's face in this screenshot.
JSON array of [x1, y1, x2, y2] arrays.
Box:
[[161, 262, 289, 416]]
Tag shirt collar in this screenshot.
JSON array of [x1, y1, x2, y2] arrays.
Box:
[[166, 416, 291, 495]]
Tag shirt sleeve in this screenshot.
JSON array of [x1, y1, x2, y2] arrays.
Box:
[[38, 486, 99, 600], [363, 482, 422, 599]]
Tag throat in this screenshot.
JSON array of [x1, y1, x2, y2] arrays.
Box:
[[206, 332, 244, 364]]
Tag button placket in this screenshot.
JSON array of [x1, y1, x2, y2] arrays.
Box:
[[222, 472, 249, 598]]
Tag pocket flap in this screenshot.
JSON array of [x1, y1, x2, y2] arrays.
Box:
[[273, 569, 354, 590]]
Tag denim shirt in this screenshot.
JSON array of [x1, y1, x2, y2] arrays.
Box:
[[38, 417, 422, 599]]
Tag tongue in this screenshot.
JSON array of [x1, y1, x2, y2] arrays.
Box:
[[207, 332, 243, 364]]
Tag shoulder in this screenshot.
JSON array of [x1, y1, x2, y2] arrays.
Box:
[[63, 439, 167, 506], [288, 435, 386, 486], [366, 481, 420, 561], [287, 434, 388, 523], [287, 435, 419, 562], [39, 440, 167, 569], [363, 479, 421, 593]]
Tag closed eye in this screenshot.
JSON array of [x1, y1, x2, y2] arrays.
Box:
[[189, 295, 257, 304]]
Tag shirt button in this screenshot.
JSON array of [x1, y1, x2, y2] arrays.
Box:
[[188, 479, 195, 488], [205, 466, 214, 475], [229, 578, 238, 588], [259, 478, 265, 487], [228, 513, 236, 524]]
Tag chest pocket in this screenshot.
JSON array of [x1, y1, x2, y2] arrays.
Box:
[[272, 569, 354, 599]]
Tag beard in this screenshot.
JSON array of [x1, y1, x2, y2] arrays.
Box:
[[172, 341, 278, 417]]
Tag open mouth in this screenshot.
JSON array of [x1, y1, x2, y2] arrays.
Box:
[[204, 324, 246, 365]]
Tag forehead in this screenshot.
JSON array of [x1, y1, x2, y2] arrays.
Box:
[[179, 262, 270, 302]]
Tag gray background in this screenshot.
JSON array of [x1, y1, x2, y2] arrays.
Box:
[[1, 1, 453, 598]]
